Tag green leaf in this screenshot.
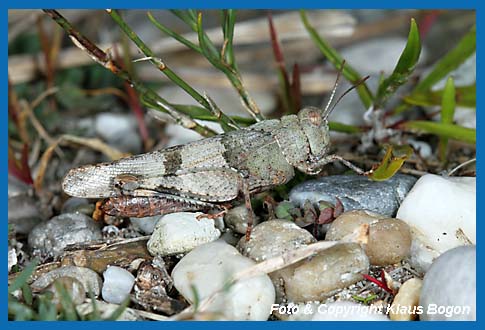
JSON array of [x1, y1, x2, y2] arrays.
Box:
[[22, 283, 33, 305], [441, 77, 456, 123], [275, 201, 295, 221], [403, 121, 475, 144], [414, 25, 475, 93], [403, 83, 475, 108], [369, 145, 413, 181], [300, 10, 374, 109], [438, 77, 456, 162], [375, 19, 421, 108], [9, 259, 38, 293], [328, 121, 363, 134]]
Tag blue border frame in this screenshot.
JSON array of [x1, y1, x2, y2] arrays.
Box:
[[4, 1, 480, 329]]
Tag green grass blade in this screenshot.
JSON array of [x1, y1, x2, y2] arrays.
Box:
[[439, 77, 456, 161], [9, 259, 38, 293], [147, 11, 202, 54], [170, 10, 197, 30], [8, 298, 35, 320], [403, 121, 475, 144], [328, 121, 363, 134], [300, 10, 374, 109], [55, 281, 80, 320], [195, 12, 220, 62], [414, 25, 475, 93], [222, 10, 236, 67], [403, 83, 475, 108], [375, 18, 421, 108]]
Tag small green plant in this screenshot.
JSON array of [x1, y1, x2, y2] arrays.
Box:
[[301, 9, 476, 160]]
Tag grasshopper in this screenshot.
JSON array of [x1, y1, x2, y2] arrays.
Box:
[[62, 66, 367, 240]]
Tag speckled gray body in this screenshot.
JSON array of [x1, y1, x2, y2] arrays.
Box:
[[62, 107, 335, 212], [289, 174, 417, 217]]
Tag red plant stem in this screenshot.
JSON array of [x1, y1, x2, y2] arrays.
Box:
[[362, 273, 393, 294]]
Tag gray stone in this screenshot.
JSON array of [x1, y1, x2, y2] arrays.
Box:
[[32, 266, 103, 297], [237, 219, 316, 262], [28, 213, 102, 257], [289, 174, 417, 217], [224, 205, 260, 235], [419, 246, 476, 321], [61, 197, 92, 215], [272, 243, 369, 303], [130, 215, 162, 235], [44, 277, 86, 306]]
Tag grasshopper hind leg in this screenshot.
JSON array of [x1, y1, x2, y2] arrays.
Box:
[[241, 179, 255, 241]]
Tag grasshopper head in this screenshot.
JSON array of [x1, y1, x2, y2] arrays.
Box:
[[298, 106, 331, 160]]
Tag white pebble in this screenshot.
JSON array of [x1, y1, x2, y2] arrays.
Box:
[[396, 174, 475, 271], [102, 266, 135, 304], [419, 246, 475, 320], [147, 212, 221, 256], [172, 240, 275, 320]]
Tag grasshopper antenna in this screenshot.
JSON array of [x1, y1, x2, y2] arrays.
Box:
[[327, 75, 370, 116], [321, 60, 371, 120], [321, 60, 346, 119]]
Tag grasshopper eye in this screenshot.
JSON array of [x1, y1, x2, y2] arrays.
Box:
[[307, 110, 322, 126]]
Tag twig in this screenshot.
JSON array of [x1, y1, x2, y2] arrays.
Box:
[[108, 9, 238, 132], [42, 9, 217, 138], [447, 157, 476, 176]]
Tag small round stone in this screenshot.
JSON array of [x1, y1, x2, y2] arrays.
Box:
[[28, 213, 102, 257], [147, 212, 221, 256], [326, 210, 384, 240], [102, 266, 135, 304], [366, 218, 412, 266], [273, 243, 369, 303], [224, 205, 259, 235], [237, 219, 316, 262], [326, 211, 412, 266]]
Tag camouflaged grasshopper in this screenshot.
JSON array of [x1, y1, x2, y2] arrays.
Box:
[[62, 67, 367, 240]]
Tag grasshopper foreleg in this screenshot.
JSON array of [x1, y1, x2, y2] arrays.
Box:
[[307, 154, 366, 175]]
